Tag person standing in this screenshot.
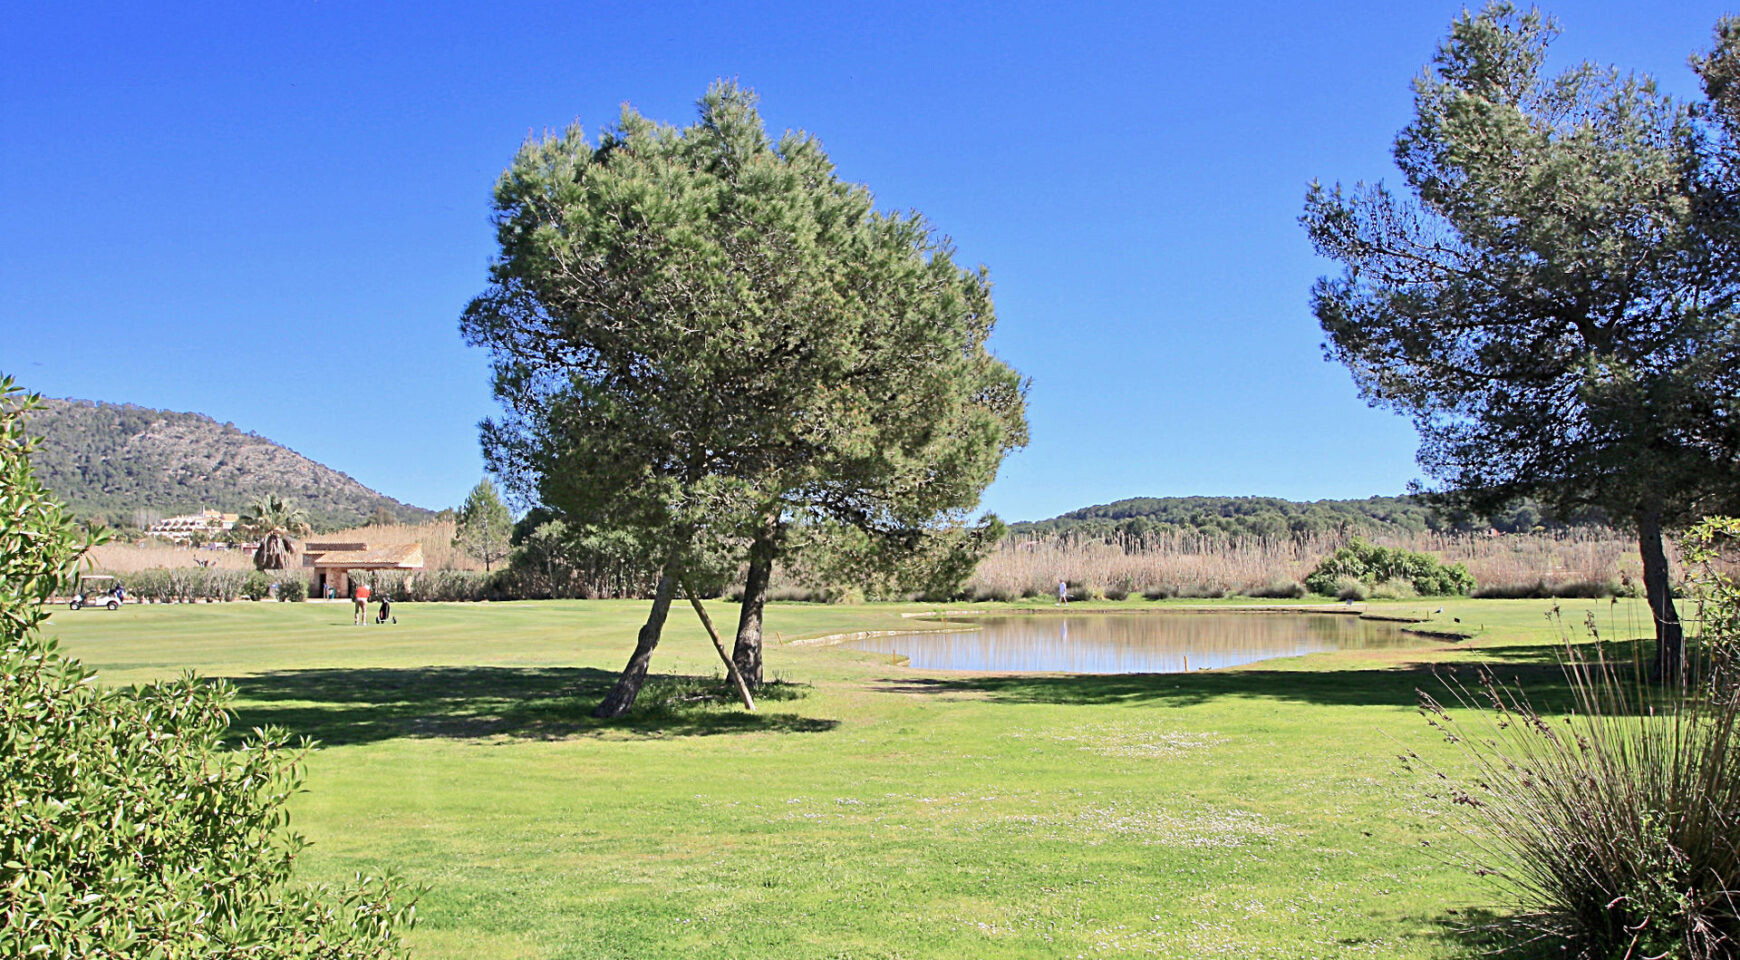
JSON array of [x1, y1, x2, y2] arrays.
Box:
[[353, 580, 372, 625], [1057, 579, 1069, 605]]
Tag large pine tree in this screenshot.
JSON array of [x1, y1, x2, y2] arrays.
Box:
[[463, 82, 1026, 714], [1302, 5, 1740, 675]]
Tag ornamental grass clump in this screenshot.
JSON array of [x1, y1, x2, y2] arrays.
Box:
[[1415, 521, 1740, 959], [0, 379, 417, 958]]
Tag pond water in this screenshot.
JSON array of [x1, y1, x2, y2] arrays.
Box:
[[848, 612, 1421, 674]]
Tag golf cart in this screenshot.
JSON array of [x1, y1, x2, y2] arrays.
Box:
[[70, 574, 123, 611]]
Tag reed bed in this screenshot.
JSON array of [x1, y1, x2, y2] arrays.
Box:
[[85, 542, 254, 572], [84, 518, 1676, 604], [966, 528, 1675, 601], [318, 519, 481, 571]]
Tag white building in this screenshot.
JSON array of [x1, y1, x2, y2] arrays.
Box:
[[146, 509, 237, 543]]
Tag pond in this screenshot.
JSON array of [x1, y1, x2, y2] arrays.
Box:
[[847, 611, 1422, 674]]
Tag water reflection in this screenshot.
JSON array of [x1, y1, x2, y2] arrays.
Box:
[[849, 613, 1418, 674]]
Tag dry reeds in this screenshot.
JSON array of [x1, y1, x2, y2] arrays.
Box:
[[85, 542, 253, 572], [318, 520, 481, 571], [966, 528, 1673, 601], [966, 531, 1319, 601]]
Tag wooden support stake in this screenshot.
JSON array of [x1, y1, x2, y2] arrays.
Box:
[[685, 582, 755, 712]]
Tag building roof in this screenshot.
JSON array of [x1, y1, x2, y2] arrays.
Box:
[[304, 541, 370, 554], [309, 542, 424, 570]]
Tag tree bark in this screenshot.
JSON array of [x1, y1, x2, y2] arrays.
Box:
[[592, 569, 677, 718], [731, 527, 777, 688], [685, 582, 755, 711], [1638, 509, 1684, 682]]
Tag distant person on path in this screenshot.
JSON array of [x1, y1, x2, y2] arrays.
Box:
[[114, 583, 126, 604], [326, 584, 336, 600], [353, 582, 372, 625], [1058, 579, 1069, 605], [376, 594, 394, 625]]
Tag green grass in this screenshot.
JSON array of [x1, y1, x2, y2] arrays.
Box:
[[45, 595, 1655, 958]]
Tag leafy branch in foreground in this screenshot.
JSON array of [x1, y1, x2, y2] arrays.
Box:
[[0, 376, 418, 958]]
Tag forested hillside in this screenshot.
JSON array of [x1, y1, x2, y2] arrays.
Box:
[[28, 397, 434, 530], [1010, 495, 1599, 543]]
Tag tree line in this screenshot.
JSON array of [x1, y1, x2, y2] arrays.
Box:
[[1009, 494, 1610, 545]]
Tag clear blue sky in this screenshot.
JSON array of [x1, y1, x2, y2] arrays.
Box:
[[3, 1, 1731, 521]]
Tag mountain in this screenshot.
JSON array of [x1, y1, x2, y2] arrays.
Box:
[[1009, 495, 1586, 542], [26, 397, 436, 531]]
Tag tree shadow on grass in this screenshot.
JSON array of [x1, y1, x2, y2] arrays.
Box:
[[221, 666, 836, 747], [1411, 907, 1569, 960], [871, 637, 1661, 717]]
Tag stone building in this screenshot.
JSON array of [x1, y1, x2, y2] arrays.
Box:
[[302, 541, 424, 598]]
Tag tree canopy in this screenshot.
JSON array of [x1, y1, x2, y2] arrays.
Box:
[[463, 81, 1026, 713], [1302, 4, 1740, 672], [236, 493, 311, 571], [454, 479, 514, 572]]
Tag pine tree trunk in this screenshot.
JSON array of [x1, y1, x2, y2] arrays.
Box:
[[731, 528, 777, 688], [1638, 509, 1684, 682], [593, 569, 677, 718]]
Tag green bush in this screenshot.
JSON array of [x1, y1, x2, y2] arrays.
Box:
[[1304, 538, 1474, 597], [0, 378, 417, 957], [1370, 578, 1417, 600], [1472, 577, 1630, 599], [278, 576, 306, 602], [1247, 578, 1307, 600], [243, 569, 272, 601]]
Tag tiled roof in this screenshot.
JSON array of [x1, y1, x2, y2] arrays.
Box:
[[304, 541, 369, 554], [308, 542, 424, 569]]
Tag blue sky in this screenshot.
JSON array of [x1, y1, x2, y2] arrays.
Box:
[[2, 1, 1731, 521]]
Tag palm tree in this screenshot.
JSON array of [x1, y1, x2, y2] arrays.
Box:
[[236, 494, 312, 570]]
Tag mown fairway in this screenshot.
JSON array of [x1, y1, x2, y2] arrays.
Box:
[[48, 596, 1651, 959]]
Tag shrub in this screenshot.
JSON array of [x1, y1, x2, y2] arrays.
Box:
[[373, 569, 503, 603], [1304, 538, 1474, 597], [1247, 578, 1307, 600], [0, 379, 418, 957], [278, 577, 306, 602], [1472, 577, 1628, 599], [1370, 578, 1417, 600], [1332, 576, 1368, 601], [243, 569, 273, 601], [1412, 520, 1740, 958], [207, 568, 245, 602]]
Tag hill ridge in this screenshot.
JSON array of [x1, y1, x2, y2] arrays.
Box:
[[27, 395, 435, 532], [1010, 493, 1572, 541]]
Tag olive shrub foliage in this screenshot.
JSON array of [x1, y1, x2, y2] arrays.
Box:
[[0, 379, 416, 958], [1303, 537, 1475, 598]]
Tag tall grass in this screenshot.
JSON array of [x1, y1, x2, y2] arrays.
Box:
[[1415, 635, 1740, 957], [315, 519, 481, 571], [86, 542, 253, 572], [1413, 521, 1740, 958], [966, 528, 1665, 601], [965, 531, 1322, 601], [85, 520, 1675, 604]]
